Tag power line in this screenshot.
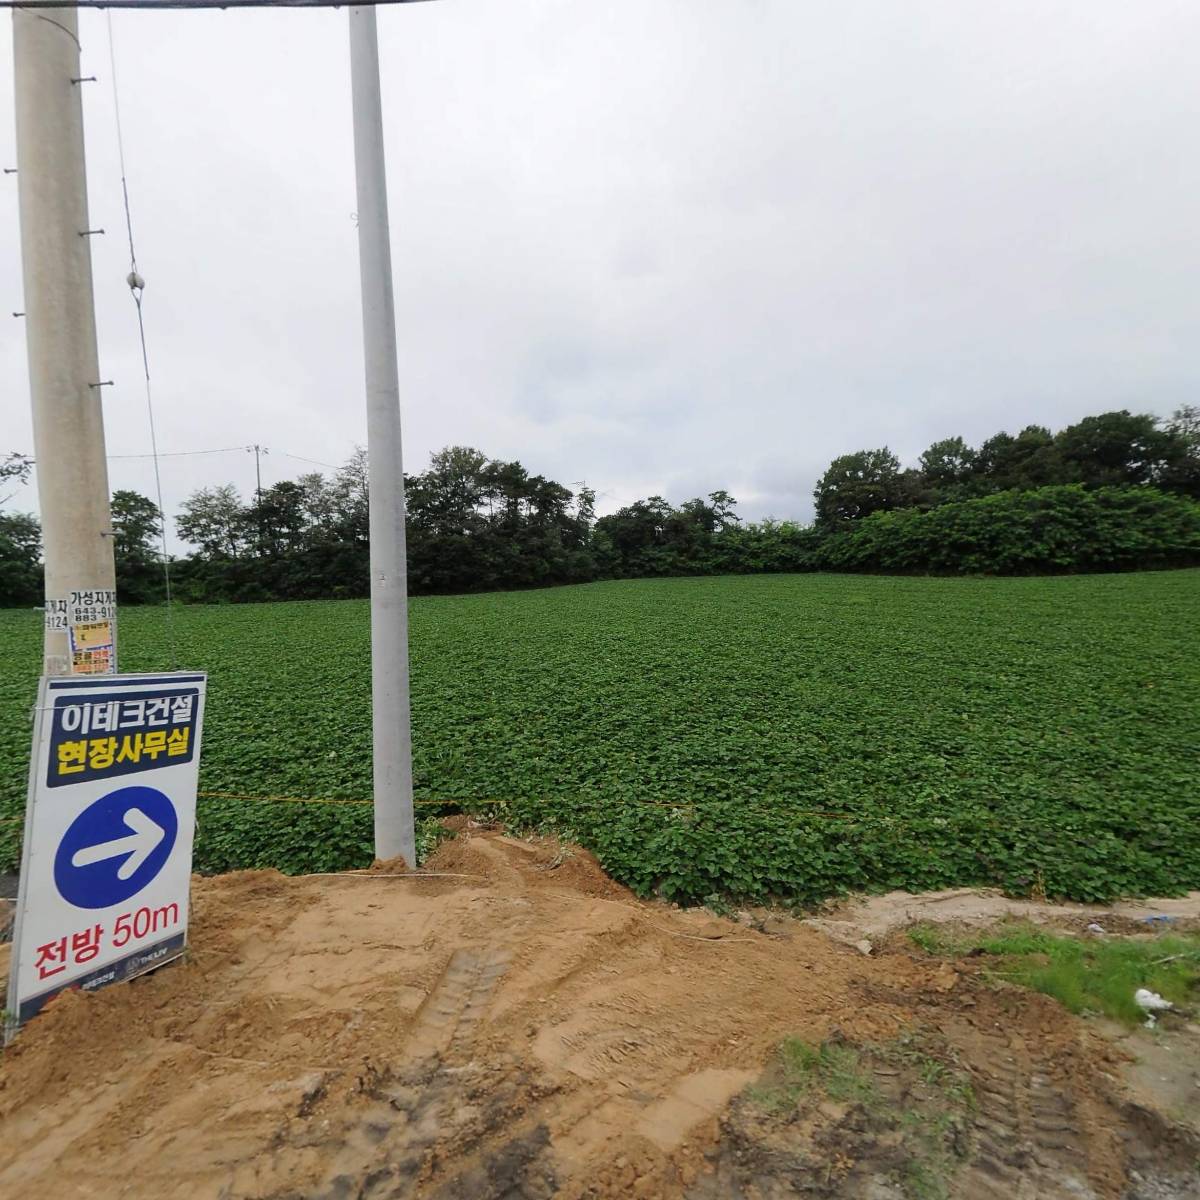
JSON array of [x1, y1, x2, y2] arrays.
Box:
[[277, 450, 340, 470], [25, 444, 348, 470], [107, 11, 177, 666], [106, 445, 248, 460], [111, 446, 344, 471]]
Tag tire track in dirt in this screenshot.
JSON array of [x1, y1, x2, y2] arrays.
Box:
[[406, 947, 511, 1062], [268, 945, 522, 1199], [959, 1028, 1094, 1199], [4, 832, 1198, 1199]]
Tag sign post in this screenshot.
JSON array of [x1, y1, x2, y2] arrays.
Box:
[[6, 672, 207, 1039]]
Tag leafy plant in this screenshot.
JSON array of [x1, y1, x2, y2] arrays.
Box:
[[0, 570, 1197, 902]]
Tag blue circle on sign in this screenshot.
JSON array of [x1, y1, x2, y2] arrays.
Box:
[[53, 786, 178, 909]]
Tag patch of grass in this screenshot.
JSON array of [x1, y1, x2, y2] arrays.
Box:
[[908, 921, 1200, 1024], [883, 1037, 976, 1200], [886, 1035, 976, 1113], [901, 1158, 945, 1200], [907, 925, 950, 955], [793, 1039, 877, 1105], [747, 1038, 877, 1113], [747, 1033, 974, 1200]]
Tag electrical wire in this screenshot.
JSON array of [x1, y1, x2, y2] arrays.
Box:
[[277, 450, 340, 471], [106, 11, 178, 668], [31, 444, 350, 470], [107, 445, 249, 460]]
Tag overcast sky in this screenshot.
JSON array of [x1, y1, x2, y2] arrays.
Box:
[[3, 0, 1198, 549]]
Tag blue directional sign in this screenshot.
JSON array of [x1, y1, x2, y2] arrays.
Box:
[[7, 672, 206, 1038], [53, 786, 178, 910]]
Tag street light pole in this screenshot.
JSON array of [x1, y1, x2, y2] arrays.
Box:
[[348, 5, 416, 866], [14, 7, 118, 676]]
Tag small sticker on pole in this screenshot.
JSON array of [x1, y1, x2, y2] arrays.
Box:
[[69, 621, 115, 674], [44, 599, 68, 632], [63, 587, 117, 675], [68, 588, 116, 626]]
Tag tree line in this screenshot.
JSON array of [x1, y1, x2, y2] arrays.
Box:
[[1, 407, 1198, 607], [813, 407, 1199, 524]]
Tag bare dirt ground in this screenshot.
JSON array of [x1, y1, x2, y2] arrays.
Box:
[[806, 887, 1200, 951], [1, 829, 1197, 1199]]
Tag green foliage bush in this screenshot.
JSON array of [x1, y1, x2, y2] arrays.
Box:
[[817, 486, 1200, 575]]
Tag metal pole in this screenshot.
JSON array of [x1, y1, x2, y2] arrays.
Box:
[[349, 5, 415, 866], [14, 7, 117, 677]]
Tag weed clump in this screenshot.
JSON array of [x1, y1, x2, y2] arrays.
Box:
[[743, 1033, 975, 1200], [908, 921, 1200, 1024]]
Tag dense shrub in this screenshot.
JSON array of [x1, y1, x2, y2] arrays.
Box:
[[817, 486, 1200, 575]]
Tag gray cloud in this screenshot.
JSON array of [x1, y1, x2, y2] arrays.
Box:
[[3, 0, 1197, 542]]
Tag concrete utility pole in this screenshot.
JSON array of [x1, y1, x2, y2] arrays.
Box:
[[248, 443, 267, 554], [349, 5, 416, 866], [248, 443, 267, 501], [14, 7, 118, 676]]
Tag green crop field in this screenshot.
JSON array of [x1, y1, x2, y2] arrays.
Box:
[[2, 571, 1198, 904]]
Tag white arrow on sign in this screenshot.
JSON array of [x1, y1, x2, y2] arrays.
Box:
[[71, 807, 166, 880]]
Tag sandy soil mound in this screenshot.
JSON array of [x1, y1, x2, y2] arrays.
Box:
[[0, 831, 1196, 1199]]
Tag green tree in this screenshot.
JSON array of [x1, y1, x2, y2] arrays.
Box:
[[695, 490, 740, 533], [592, 492, 741, 577], [111, 490, 161, 557], [245, 480, 309, 557], [428, 446, 489, 521], [405, 447, 491, 591], [595, 497, 673, 562], [331, 447, 370, 543], [974, 425, 1066, 492], [1158, 406, 1200, 499], [110, 489, 164, 604], [816, 484, 1200, 575], [573, 485, 597, 532], [0, 511, 42, 607], [1054, 411, 1176, 488], [919, 436, 976, 498], [296, 472, 339, 539], [813, 448, 903, 525], [176, 484, 247, 558], [1166, 404, 1200, 444]]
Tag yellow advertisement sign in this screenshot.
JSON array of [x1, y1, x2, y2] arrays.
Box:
[[68, 621, 115, 676]]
